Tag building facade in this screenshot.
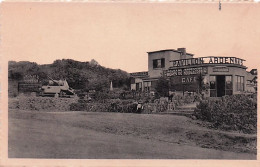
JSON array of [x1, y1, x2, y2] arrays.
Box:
[[130, 48, 257, 97]]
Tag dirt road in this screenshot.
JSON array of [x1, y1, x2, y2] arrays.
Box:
[[8, 110, 256, 159]]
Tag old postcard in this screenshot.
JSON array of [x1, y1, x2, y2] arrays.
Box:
[[0, 0, 259, 166]]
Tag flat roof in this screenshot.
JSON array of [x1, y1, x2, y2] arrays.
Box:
[[147, 49, 194, 55]]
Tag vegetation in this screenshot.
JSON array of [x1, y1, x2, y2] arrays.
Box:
[[194, 94, 257, 134], [154, 76, 169, 98], [8, 59, 130, 91], [196, 73, 204, 94], [69, 99, 140, 113]]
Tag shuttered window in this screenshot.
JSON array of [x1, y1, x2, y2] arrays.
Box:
[[161, 58, 165, 68], [153, 58, 165, 68], [153, 60, 158, 68]]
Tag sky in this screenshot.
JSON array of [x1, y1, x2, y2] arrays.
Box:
[[1, 2, 260, 72]]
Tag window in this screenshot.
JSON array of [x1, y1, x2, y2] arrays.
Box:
[[236, 76, 244, 91], [151, 80, 158, 90], [130, 78, 135, 84], [241, 76, 244, 91], [153, 58, 165, 69], [210, 76, 216, 89], [136, 82, 142, 91], [225, 76, 233, 95], [144, 81, 151, 92], [210, 76, 216, 97], [225, 76, 232, 89]]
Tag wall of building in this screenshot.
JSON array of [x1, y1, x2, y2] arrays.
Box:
[[131, 48, 256, 97], [148, 51, 181, 78], [130, 83, 136, 90], [207, 66, 251, 94], [130, 78, 144, 91], [202, 66, 256, 97], [181, 54, 193, 60], [166, 65, 256, 97]]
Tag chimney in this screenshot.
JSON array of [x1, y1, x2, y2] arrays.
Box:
[[177, 48, 186, 55], [177, 48, 186, 59]]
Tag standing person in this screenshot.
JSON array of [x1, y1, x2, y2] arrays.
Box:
[[137, 101, 143, 113]]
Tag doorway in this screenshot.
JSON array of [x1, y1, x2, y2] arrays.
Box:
[[136, 82, 142, 91], [216, 75, 225, 97]]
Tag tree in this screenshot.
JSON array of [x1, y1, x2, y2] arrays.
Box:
[[65, 69, 89, 89], [9, 70, 23, 80], [36, 71, 48, 81], [155, 76, 169, 97], [196, 73, 204, 94]]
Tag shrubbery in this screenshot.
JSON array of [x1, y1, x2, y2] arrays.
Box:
[[170, 93, 202, 106], [194, 94, 257, 133], [69, 102, 109, 112], [69, 99, 141, 113], [9, 59, 130, 91], [12, 96, 78, 111]]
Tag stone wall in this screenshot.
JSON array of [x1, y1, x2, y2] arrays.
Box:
[[9, 95, 78, 111]]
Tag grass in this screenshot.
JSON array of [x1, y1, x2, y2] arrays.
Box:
[[8, 109, 256, 159]]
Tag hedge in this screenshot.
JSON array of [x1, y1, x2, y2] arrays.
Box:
[[69, 99, 141, 113], [194, 94, 257, 133], [69, 98, 174, 113]]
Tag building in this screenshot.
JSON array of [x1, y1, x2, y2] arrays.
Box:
[[130, 48, 257, 97]]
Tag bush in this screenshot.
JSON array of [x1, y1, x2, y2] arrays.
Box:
[[183, 95, 194, 104], [70, 102, 110, 112], [194, 94, 257, 133], [155, 77, 169, 98], [69, 99, 139, 113]]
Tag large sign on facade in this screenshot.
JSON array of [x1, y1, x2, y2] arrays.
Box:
[[171, 57, 244, 67], [165, 67, 207, 77], [169, 76, 199, 92]]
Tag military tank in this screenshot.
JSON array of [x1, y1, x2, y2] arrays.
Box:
[[39, 76, 75, 98]]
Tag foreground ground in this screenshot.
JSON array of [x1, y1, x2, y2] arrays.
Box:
[[8, 109, 256, 159]]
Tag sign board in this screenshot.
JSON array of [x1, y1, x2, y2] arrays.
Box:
[[18, 83, 41, 93], [23, 75, 39, 83], [130, 72, 149, 78], [169, 76, 199, 92], [181, 76, 197, 83], [172, 57, 244, 67], [165, 67, 207, 77], [170, 76, 198, 86], [213, 67, 229, 72], [18, 75, 41, 92]]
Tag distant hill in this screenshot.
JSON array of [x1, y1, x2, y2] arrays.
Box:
[[8, 59, 130, 91]]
